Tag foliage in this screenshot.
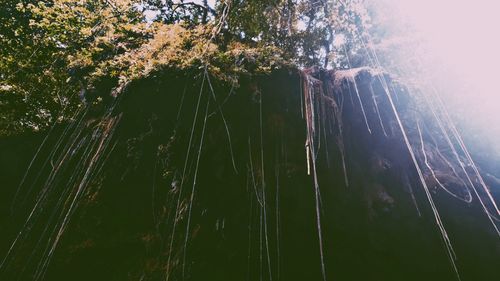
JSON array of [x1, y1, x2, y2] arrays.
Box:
[[0, 0, 145, 134], [0, 0, 368, 135]]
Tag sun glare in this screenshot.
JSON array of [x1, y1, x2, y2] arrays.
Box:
[[377, 0, 500, 154]]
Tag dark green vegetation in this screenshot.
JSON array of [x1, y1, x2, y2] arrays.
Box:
[[0, 0, 367, 135], [1, 1, 499, 281], [1, 66, 499, 280]]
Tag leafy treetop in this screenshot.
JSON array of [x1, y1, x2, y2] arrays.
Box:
[[0, 0, 368, 135]]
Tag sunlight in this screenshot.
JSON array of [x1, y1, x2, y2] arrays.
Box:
[[378, 0, 500, 154]]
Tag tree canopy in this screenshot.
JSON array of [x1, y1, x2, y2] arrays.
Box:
[[0, 0, 368, 135]]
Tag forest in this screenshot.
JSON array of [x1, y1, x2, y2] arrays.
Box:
[[1, 0, 369, 135], [1, 1, 499, 281]]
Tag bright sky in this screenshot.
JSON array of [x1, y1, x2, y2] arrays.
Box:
[[144, 0, 217, 21], [393, 0, 500, 75], [378, 0, 500, 154], [170, 0, 215, 6]]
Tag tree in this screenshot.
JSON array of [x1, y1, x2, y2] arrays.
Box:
[[0, 0, 369, 135], [0, 0, 146, 134]]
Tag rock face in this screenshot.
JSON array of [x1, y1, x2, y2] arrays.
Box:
[[1, 68, 499, 281]]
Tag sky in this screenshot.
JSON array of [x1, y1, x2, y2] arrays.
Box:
[[375, 0, 500, 155], [144, 0, 217, 21]]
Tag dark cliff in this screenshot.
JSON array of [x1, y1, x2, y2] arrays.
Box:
[[1, 68, 499, 281]]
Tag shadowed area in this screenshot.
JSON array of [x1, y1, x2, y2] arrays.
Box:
[[1, 68, 499, 281]]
